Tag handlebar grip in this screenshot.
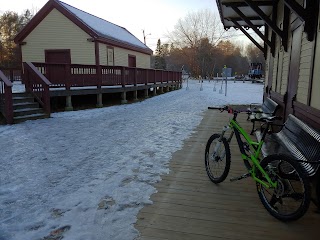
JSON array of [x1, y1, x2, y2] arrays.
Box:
[[208, 107, 222, 110]]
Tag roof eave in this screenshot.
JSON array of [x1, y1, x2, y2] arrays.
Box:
[[14, 0, 55, 43], [96, 37, 153, 55], [215, 0, 228, 29], [14, 0, 98, 43]]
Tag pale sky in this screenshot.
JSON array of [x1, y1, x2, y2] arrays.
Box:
[[2, 0, 226, 51]]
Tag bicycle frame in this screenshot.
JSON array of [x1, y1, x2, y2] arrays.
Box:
[[219, 117, 277, 189]]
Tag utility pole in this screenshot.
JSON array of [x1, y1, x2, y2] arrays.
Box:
[[142, 29, 151, 45]]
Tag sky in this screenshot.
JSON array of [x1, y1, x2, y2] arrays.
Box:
[[0, 79, 264, 240], [1, 0, 251, 51]]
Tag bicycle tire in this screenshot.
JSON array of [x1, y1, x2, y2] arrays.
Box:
[[256, 154, 311, 221], [205, 134, 231, 183]]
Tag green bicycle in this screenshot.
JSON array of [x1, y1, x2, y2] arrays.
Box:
[[205, 106, 311, 221]]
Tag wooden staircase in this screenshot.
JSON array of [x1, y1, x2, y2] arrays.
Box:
[[13, 93, 49, 123]]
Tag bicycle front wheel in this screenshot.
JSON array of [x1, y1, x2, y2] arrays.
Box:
[[257, 154, 311, 221], [205, 134, 231, 183]]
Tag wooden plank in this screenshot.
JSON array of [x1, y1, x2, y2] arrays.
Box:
[[135, 109, 320, 240]]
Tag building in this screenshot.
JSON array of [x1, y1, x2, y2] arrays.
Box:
[[215, 0, 320, 130], [0, 0, 181, 124], [14, 0, 152, 68]]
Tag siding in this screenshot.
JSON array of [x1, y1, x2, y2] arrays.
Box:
[[114, 47, 151, 68], [276, 46, 284, 93], [264, 24, 274, 89], [272, 42, 279, 92], [22, 8, 95, 65], [281, 32, 291, 95], [274, 2, 284, 94], [297, 32, 313, 104], [264, 52, 269, 85], [311, 16, 320, 110]]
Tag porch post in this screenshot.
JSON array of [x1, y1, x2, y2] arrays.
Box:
[[4, 85, 13, 124], [133, 68, 138, 101], [144, 88, 149, 98], [153, 86, 157, 96], [133, 90, 138, 101], [121, 91, 127, 104], [160, 71, 164, 93], [96, 92, 103, 108], [65, 95, 73, 111], [144, 70, 149, 98], [153, 70, 157, 96]]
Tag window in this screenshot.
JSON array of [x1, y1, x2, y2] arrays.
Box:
[[107, 47, 114, 66]]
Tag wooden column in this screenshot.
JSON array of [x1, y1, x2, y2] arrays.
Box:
[[96, 92, 103, 108], [133, 68, 138, 101], [121, 67, 127, 104], [145, 70, 149, 98], [121, 92, 128, 104], [65, 95, 73, 111]]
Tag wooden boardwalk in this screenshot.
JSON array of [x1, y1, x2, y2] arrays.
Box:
[[135, 110, 320, 240]]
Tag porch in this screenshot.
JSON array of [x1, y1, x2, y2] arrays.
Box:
[[0, 63, 182, 124], [135, 110, 320, 239]]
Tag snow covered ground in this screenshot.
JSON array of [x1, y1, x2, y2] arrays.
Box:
[[0, 80, 263, 240]]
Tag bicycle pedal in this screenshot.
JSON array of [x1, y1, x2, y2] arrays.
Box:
[[230, 173, 251, 182]]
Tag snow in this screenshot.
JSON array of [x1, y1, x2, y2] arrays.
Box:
[[0, 80, 263, 240], [59, 1, 149, 51], [12, 81, 25, 93]]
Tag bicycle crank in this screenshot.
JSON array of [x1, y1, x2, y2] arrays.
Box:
[[230, 173, 251, 182]]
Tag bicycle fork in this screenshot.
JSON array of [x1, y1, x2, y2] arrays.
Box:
[[211, 126, 234, 161], [219, 125, 234, 143]]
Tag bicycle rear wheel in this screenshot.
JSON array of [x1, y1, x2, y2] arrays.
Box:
[[256, 154, 311, 221], [205, 134, 231, 183]]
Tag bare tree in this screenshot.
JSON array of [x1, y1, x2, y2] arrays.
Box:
[[167, 9, 228, 49], [245, 43, 265, 64]]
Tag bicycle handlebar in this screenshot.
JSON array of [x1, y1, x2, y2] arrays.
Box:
[[208, 105, 282, 122], [208, 106, 228, 111], [208, 106, 242, 113]]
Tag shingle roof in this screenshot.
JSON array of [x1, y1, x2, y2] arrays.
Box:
[[59, 1, 150, 51]]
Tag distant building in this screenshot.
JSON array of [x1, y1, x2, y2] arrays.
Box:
[[14, 0, 152, 68]]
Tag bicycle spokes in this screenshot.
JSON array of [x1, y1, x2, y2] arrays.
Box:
[[257, 155, 310, 221], [205, 134, 231, 184]]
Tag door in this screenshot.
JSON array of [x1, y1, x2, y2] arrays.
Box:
[[45, 49, 71, 85], [45, 49, 71, 64], [285, 24, 303, 117], [128, 55, 136, 67]]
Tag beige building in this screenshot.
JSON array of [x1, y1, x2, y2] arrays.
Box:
[[15, 0, 152, 68], [216, 0, 320, 130]]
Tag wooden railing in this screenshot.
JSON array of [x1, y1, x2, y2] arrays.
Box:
[[32, 63, 182, 88], [1, 68, 22, 82], [0, 70, 13, 124], [23, 62, 51, 115]]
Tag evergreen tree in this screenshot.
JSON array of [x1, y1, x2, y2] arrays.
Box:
[[154, 39, 166, 70]]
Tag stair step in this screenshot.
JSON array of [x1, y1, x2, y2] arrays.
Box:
[[10, 93, 50, 123], [14, 108, 44, 117], [12, 92, 32, 98], [13, 113, 48, 124], [13, 102, 40, 110], [13, 96, 35, 104]]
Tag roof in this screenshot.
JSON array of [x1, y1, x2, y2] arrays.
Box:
[[15, 0, 152, 55], [215, 0, 273, 29]]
